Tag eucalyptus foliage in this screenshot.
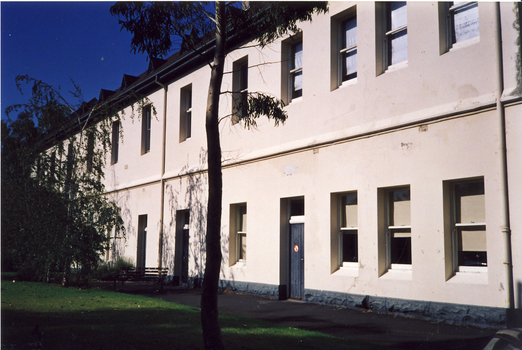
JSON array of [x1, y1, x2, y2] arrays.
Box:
[[2, 76, 130, 284]]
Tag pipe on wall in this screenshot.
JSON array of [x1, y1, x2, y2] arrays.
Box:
[[155, 75, 168, 270], [494, 2, 516, 326]]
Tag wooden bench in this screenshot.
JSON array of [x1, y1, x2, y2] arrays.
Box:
[[114, 267, 169, 290]]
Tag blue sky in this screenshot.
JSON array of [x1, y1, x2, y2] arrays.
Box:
[[2, 1, 149, 120]]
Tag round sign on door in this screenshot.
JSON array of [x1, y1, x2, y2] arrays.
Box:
[[294, 245, 299, 253]]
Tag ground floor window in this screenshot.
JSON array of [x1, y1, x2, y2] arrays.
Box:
[[452, 178, 487, 270], [386, 187, 412, 269], [229, 203, 247, 265], [339, 192, 358, 266]]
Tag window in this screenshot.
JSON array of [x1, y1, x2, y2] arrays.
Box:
[[384, 2, 408, 68], [232, 56, 248, 125], [111, 121, 119, 165], [236, 204, 247, 261], [339, 193, 358, 266], [141, 106, 151, 154], [448, 2, 479, 46], [86, 131, 95, 173], [386, 187, 411, 269], [331, 7, 357, 90], [229, 203, 247, 265], [452, 179, 486, 270], [290, 41, 303, 99], [180, 84, 192, 142], [282, 36, 303, 104], [340, 16, 357, 83]]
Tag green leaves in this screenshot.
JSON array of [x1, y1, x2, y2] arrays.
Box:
[[237, 92, 287, 129], [2, 76, 125, 282]]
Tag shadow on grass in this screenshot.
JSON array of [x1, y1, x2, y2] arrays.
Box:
[[2, 307, 377, 350], [1, 281, 382, 350]]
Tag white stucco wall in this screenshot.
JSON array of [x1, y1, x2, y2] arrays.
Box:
[[98, 1, 521, 318]]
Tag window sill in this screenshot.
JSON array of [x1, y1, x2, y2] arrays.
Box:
[[449, 37, 480, 52], [448, 268, 488, 284], [381, 266, 412, 280], [288, 96, 303, 105], [386, 61, 408, 72], [233, 260, 246, 268], [334, 264, 359, 277], [385, 61, 408, 73], [339, 78, 357, 89]]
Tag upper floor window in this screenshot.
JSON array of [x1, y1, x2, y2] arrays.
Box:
[[449, 2, 479, 46], [281, 34, 303, 104], [179, 84, 192, 142], [331, 6, 357, 90], [439, 2, 479, 54], [111, 121, 119, 165], [232, 56, 248, 125], [86, 130, 95, 173], [141, 106, 151, 155], [384, 2, 408, 68], [290, 41, 303, 99], [341, 16, 357, 83]]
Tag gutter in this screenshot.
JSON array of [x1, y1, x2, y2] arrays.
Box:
[[494, 3, 515, 326]]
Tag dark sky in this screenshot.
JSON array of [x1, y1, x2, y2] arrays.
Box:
[[2, 1, 149, 120]]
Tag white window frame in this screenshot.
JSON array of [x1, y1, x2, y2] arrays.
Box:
[[111, 121, 119, 165], [339, 15, 357, 85], [451, 179, 487, 273], [338, 192, 358, 268], [385, 187, 412, 270], [141, 106, 151, 155], [289, 41, 303, 100], [232, 56, 248, 125], [179, 84, 192, 142], [236, 203, 247, 262], [384, 2, 408, 70], [447, 2, 479, 50]]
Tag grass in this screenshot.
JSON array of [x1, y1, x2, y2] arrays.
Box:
[[1, 279, 388, 350]]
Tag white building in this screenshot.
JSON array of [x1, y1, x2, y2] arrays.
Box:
[[95, 2, 521, 327]]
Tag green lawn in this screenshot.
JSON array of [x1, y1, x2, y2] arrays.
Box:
[[2, 279, 388, 350]]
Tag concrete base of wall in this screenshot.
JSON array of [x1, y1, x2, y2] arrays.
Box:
[[219, 279, 281, 299], [218, 279, 507, 328], [305, 289, 507, 328]]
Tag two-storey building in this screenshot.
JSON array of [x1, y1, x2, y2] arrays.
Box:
[[95, 2, 521, 327]]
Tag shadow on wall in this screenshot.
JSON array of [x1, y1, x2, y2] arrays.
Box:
[[108, 190, 134, 262], [162, 148, 210, 287]]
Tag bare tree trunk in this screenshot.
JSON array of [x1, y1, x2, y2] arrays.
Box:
[[201, 2, 226, 350]]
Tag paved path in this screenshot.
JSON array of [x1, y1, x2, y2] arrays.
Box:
[[94, 281, 498, 350]]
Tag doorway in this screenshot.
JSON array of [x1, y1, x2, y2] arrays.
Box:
[[281, 197, 305, 300], [174, 210, 190, 285], [137, 215, 148, 269]]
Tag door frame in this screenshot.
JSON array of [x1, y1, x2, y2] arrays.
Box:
[[279, 197, 305, 300], [289, 216, 305, 300], [137, 214, 148, 269], [174, 209, 190, 285]]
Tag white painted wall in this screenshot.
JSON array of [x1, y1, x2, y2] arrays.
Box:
[[98, 1, 521, 313]]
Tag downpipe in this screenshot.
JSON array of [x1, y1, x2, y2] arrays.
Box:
[[155, 75, 168, 270], [494, 3, 516, 327]]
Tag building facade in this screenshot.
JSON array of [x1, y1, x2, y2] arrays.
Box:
[[99, 2, 522, 327]]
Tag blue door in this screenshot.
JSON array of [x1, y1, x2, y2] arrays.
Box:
[[289, 223, 304, 300]]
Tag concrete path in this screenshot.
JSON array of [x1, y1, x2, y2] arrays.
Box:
[[93, 281, 500, 350]]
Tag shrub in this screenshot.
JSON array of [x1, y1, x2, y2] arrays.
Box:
[[93, 257, 134, 280]]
